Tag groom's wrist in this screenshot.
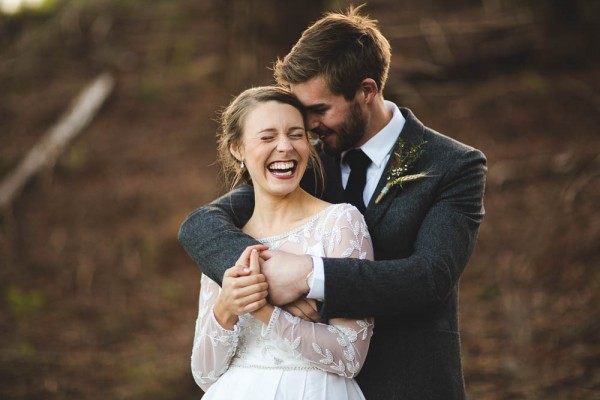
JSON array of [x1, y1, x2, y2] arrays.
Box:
[[306, 256, 325, 301], [305, 262, 315, 295]]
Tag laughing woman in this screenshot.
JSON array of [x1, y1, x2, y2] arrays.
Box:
[[189, 86, 374, 400]]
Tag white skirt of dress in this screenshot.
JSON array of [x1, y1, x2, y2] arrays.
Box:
[[201, 366, 365, 400]]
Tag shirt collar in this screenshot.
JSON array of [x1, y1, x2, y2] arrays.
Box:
[[359, 101, 405, 168]]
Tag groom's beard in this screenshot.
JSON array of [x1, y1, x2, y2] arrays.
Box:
[[319, 101, 367, 156]]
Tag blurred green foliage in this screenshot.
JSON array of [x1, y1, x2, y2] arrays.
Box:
[[5, 285, 45, 320], [0, 0, 58, 15]]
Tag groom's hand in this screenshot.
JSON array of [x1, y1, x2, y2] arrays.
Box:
[[260, 250, 312, 306], [283, 298, 321, 322]]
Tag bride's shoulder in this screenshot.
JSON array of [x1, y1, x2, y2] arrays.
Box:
[[319, 203, 366, 225], [332, 202, 363, 215]]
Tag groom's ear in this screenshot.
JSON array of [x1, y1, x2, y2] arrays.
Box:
[[360, 78, 379, 104]]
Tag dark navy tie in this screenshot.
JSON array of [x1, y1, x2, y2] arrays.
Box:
[[343, 149, 371, 212]]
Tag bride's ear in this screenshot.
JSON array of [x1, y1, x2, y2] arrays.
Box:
[[230, 142, 242, 162]]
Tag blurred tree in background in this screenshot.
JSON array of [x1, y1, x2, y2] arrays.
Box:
[[0, 1, 598, 399]]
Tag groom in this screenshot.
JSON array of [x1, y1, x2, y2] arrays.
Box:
[[180, 5, 486, 399]]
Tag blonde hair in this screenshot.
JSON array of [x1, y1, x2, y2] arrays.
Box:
[[216, 86, 324, 191]]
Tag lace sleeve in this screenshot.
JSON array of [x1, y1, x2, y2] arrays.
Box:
[[190, 274, 240, 391], [262, 204, 375, 378]]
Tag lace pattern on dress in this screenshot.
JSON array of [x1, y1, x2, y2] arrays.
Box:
[[190, 203, 374, 392]]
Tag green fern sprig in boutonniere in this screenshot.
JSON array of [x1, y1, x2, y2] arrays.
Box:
[[374, 139, 429, 204]]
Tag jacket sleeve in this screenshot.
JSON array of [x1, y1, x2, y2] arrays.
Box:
[[178, 184, 259, 285], [321, 148, 487, 319]]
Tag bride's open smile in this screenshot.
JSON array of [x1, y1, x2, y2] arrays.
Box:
[[231, 100, 310, 198], [267, 160, 298, 178]]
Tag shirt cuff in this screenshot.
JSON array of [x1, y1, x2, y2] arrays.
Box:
[[306, 256, 325, 301]]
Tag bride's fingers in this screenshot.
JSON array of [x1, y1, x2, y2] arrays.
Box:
[[243, 288, 268, 304], [230, 288, 268, 314], [243, 298, 267, 313], [224, 264, 248, 278], [260, 249, 275, 260], [249, 249, 261, 275], [234, 281, 268, 298], [234, 247, 253, 269], [235, 245, 269, 268]]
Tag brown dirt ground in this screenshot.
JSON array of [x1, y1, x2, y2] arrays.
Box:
[[1, 1, 599, 399]]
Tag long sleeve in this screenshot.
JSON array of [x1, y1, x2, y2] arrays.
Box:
[[262, 308, 373, 378], [179, 184, 259, 286], [190, 274, 240, 392], [191, 205, 375, 388], [261, 205, 375, 378], [179, 104, 487, 324], [321, 147, 487, 319]]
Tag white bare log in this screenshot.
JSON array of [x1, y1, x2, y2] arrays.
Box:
[[487, 151, 589, 188], [0, 72, 115, 208]]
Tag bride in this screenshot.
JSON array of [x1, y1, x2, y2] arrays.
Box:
[[190, 86, 374, 399]]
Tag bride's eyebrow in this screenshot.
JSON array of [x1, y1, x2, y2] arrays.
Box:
[[255, 125, 305, 134]]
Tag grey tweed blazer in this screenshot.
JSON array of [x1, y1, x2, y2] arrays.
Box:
[[179, 108, 487, 399]]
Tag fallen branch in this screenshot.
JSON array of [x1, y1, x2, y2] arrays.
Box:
[[487, 151, 598, 189], [0, 72, 115, 208], [487, 152, 574, 188]]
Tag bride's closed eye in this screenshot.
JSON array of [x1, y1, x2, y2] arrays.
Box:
[[288, 131, 305, 139]]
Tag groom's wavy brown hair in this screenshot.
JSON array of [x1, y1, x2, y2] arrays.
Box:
[[216, 86, 324, 191], [273, 4, 391, 100]]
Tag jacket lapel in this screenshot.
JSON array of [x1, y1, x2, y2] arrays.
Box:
[[364, 108, 426, 228]]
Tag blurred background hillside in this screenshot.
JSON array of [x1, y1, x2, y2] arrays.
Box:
[[1, 0, 599, 399]]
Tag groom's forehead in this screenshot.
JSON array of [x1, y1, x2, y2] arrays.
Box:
[[291, 77, 333, 100], [291, 80, 345, 111]]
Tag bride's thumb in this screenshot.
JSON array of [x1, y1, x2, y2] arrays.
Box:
[[260, 249, 275, 260]]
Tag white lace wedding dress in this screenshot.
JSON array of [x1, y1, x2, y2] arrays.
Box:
[[191, 203, 374, 399]]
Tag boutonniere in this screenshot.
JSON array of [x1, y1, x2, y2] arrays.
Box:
[[374, 139, 428, 204]]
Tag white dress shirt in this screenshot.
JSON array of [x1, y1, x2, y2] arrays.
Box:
[[308, 101, 406, 300]]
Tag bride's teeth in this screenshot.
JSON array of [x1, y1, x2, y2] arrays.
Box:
[[269, 161, 295, 170], [268, 161, 296, 176]]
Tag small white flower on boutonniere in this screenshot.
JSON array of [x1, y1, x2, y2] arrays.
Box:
[[374, 139, 429, 204]]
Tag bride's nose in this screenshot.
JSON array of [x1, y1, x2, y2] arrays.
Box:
[[276, 137, 293, 152]]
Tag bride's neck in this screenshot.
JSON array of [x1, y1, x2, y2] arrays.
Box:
[[244, 189, 321, 238]]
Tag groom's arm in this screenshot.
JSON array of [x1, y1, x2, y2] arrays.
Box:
[[179, 166, 321, 286], [178, 184, 259, 285], [320, 148, 487, 319], [261, 148, 486, 320]]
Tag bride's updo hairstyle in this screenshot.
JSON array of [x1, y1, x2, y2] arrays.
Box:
[[216, 86, 324, 191]]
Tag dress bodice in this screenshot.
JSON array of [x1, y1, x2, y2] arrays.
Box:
[[191, 203, 374, 392]]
